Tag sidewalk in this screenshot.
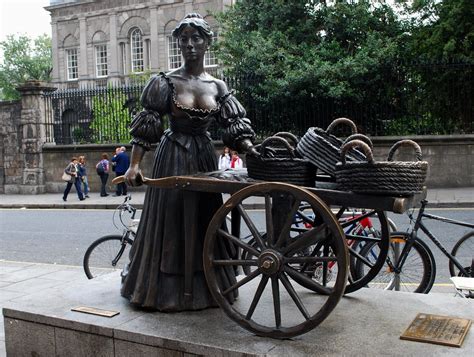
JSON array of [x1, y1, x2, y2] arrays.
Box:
[[0, 187, 473, 209]]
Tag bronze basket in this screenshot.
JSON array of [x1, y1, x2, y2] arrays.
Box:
[[247, 136, 316, 187], [296, 118, 368, 177], [335, 139, 428, 196], [254, 131, 299, 158]]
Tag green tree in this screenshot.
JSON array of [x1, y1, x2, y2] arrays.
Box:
[[0, 34, 52, 100], [217, 0, 408, 135], [90, 87, 132, 143], [402, 0, 474, 132]]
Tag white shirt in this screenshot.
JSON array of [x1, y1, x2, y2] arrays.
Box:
[[218, 154, 231, 170]]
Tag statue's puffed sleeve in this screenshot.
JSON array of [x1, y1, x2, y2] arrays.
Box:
[[129, 74, 169, 150], [218, 93, 256, 150]]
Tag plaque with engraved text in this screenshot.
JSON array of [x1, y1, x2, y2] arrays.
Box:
[[400, 313, 471, 347]]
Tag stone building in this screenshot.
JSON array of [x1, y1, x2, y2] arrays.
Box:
[[46, 0, 234, 87]]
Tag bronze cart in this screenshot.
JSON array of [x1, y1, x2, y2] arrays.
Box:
[[131, 172, 424, 339]]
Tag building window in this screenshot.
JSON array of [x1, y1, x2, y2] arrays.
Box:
[[204, 32, 219, 68], [167, 36, 181, 70], [66, 48, 78, 80], [95, 45, 108, 77], [130, 28, 144, 73]]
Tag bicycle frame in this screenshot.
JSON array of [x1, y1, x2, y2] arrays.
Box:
[[396, 199, 474, 276]]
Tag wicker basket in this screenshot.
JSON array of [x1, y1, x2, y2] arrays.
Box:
[[247, 136, 316, 187], [335, 139, 428, 196], [254, 131, 299, 158], [296, 118, 368, 177]]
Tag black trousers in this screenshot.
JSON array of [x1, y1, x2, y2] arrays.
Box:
[[63, 178, 83, 200], [115, 172, 127, 195], [99, 173, 109, 196]]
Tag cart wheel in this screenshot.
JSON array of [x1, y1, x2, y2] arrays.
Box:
[[203, 183, 348, 339], [334, 207, 389, 293]]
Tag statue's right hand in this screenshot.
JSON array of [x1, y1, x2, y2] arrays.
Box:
[[124, 166, 143, 187]]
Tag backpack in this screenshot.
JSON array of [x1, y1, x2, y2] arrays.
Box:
[[96, 161, 105, 175]]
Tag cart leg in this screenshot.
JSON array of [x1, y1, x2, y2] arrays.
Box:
[[184, 191, 198, 309]]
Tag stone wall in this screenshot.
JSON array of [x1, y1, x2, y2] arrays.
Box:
[[41, 136, 474, 195], [0, 101, 22, 194]]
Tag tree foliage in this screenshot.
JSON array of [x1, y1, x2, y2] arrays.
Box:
[[90, 88, 132, 144], [216, 0, 408, 134], [216, 0, 473, 135], [0, 34, 52, 100]]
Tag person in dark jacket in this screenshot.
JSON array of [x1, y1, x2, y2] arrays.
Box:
[[111, 146, 130, 196]]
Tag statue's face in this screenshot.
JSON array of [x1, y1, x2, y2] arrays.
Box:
[[178, 25, 208, 62]]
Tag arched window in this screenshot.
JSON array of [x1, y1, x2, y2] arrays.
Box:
[[130, 28, 144, 73]]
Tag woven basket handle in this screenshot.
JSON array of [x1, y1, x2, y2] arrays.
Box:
[[340, 140, 374, 164], [326, 117, 358, 135], [273, 132, 298, 147], [343, 133, 373, 149], [387, 140, 423, 162], [259, 136, 295, 158]]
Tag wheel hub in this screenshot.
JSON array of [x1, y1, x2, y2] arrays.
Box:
[[258, 250, 282, 275]]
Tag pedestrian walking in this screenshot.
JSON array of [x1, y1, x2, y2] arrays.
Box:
[[62, 157, 84, 201], [111, 146, 130, 196], [77, 156, 90, 198], [96, 153, 110, 197]]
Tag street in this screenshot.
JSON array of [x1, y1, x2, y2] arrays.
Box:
[[0, 207, 472, 291]]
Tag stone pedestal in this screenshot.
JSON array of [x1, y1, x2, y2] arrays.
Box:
[[3, 272, 474, 356]]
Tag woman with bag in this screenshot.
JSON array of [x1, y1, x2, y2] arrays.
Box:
[[96, 153, 110, 197], [62, 157, 84, 201]]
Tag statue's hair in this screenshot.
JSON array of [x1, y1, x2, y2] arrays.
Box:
[[172, 13, 213, 44]]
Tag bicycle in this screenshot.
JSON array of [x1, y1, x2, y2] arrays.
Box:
[[357, 199, 474, 296], [83, 195, 138, 279]]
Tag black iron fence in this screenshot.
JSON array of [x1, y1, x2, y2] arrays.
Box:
[[44, 62, 473, 144]]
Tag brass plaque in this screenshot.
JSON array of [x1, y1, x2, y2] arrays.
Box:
[[400, 313, 472, 347], [71, 306, 120, 318]]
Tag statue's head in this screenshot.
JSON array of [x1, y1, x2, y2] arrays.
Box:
[[172, 13, 213, 45]]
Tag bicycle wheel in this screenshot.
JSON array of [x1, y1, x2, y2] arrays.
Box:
[[357, 232, 436, 293], [83, 234, 133, 279], [449, 231, 474, 277]]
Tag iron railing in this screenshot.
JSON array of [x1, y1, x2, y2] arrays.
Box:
[[44, 62, 473, 144]]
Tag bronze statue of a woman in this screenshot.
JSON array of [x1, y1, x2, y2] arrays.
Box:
[[120, 13, 257, 311]]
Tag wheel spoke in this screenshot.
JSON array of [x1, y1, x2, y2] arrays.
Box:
[[285, 256, 337, 264], [339, 210, 375, 229], [237, 204, 267, 250], [279, 272, 310, 320], [345, 233, 381, 243], [223, 268, 261, 296], [349, 246, 375, 269], [335, 207, 346, 219], [283, 223, 328, 256], [246, 275, 269, 320], [217, 228, 260, 257], [213, 259, 258, 266], [295, 209, 315, 227], [265, 194, 274, 246], [271, 276, 281, 328], [275, 199, 301, 248], [284, 265, 333, 295]]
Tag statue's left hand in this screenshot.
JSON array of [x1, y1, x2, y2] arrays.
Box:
[[246, 145, 260, 157]]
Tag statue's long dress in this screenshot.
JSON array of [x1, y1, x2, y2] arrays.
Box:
[[120, 73, 255, 311]]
